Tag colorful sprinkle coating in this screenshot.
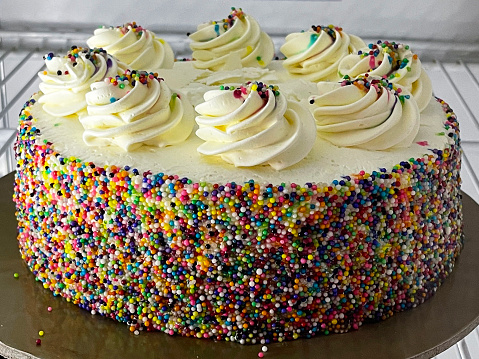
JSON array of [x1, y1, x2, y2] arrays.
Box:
[[221, 82, 280, 100], [101, 22, 146, 39], [43, 47, 108, 70], [310, 25, 342, 40], [104, 69, 163, 88], [211, 7, 245, 33], [13, 97, 463, 344], [356, 41, 416, 79], [311, 76, 410, 105]]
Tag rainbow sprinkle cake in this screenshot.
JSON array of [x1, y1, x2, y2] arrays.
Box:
[[11, 11, 464, 345], [13, 95, 463, 343]]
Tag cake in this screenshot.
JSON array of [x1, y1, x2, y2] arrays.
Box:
[[13, 9, 463, 345]]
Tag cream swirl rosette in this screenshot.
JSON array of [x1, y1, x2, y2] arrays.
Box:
[[38, 47, 119, 117], [310, 77, 420, 150], [189, 8, 275, 71], [87, 22, 175, 71], [280, 25, 365, 82], [195, 82, 316, 170], [338, 41, 433, 111], [79, 71, 194, 151]]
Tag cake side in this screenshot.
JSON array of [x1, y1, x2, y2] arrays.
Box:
[[13, 95, 463, 343]]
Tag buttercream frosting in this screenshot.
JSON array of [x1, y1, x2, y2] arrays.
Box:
[[79, 71, 194, 151], [311, 77, 420, 150], [189, 8, 274, 71], [338, 41, 433, 111], [281, 25, 365, 82], [195, 82, 317, 170], [86, 22, 175, 71], [38, 47, 119, 117]]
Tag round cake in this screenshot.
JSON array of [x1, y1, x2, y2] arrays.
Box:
[[13, 11, 463, 345]]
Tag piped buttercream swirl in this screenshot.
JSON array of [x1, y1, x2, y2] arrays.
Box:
[[310, 77, 420, 150], [38, 47, 119, 117], [195, 82, 317, 170], [87, 22, 175, 71], [280, 25, 365, 82], [338, 41, 433, 111], [79, 71, 194, 151], [189, 8, 274, 71]]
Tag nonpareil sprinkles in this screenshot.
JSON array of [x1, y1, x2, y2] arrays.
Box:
[[13, 96, 462, 344]]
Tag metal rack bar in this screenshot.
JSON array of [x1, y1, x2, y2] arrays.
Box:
[[0, 51, 35, 88], [461, 61, 479, 92], [436, 60, 479, 132], [0, 62, 44, 123], [462, 152, 479, 196], [0, 50, 11, 128]]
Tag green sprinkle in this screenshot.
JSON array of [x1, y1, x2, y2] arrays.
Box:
[[13, 273, 19, 278], [170, 93, 177, 110]]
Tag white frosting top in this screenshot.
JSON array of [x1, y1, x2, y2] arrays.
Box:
[[189, 8, 274, 71], [38, 48, 119, 117], [30, 88, 452, 185], [86, 23, 175, 71], [195, 83, 317, 170], [311, 78, 420, 150], [30, 55, 451, 184], [280, 25, 365, 82], [338, 41, 433, 111], [79, 72, 194, 151]]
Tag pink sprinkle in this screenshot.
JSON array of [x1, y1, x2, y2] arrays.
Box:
[[47, 306, 52, 312], [369, 55, 376, 69], [258, 353, 264, 358], [416, 141, 429, 146]]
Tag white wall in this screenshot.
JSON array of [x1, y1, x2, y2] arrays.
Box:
[[1, 0, 478, 41], [1, 0, 479, 60]]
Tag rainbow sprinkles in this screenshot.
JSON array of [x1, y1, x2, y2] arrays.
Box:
[[14, 95, 462, 343]]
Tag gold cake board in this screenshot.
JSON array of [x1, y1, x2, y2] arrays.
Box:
[[1, 172, 478, 359]]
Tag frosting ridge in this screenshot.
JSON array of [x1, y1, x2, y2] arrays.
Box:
[[38, 47, 119, 117], [310, 76, 420, 150], [281, 25, 365, 82], [80, 71, 194, 151], [195, 82, 316, 170], [87, 22, 175, 71], [189, 8, 275, 71], [338, 41, 433, 111]]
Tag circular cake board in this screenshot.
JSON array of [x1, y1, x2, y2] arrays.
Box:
[[0, 172, 478, 359]]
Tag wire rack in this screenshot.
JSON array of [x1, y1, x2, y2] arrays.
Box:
[[1, 45, 478, 358]]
